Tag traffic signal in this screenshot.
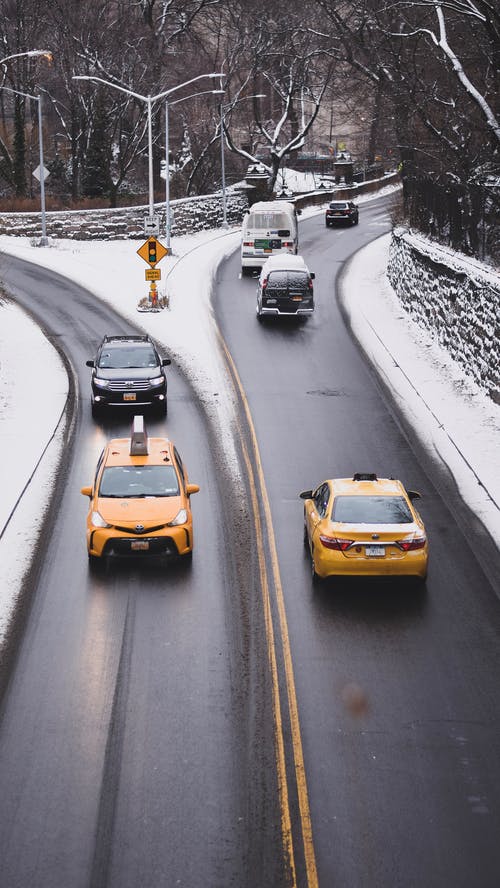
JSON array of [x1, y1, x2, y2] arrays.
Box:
[[148, 239, 157, 265]]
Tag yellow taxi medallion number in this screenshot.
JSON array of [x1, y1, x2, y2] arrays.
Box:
[[137, 237, 169, 267]]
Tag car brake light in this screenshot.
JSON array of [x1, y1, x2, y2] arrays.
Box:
[[308, 279, 313, 289], [243, 241, 254, 246], [319, 535, 353, 551], [398, 537, 426, 551], [282, 241, 293, 247], [262, 278, 268, 289]]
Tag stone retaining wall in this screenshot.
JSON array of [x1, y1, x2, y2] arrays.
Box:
[[0, 191, 249, 240], [387, 228, 500, 401]]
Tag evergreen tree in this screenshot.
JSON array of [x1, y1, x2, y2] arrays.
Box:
[[81, 94, 110, 198]]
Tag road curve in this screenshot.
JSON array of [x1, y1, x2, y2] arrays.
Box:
[[0, 258, 289, 888], [212, 196, 500, 888]]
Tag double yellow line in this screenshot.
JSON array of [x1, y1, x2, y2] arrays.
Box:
[[218, 332, 319, 888]]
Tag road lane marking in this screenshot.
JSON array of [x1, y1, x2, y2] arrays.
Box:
[[218, 330, 319, 888]]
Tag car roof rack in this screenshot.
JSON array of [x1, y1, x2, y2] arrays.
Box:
[[352, 473, 378, 481], [103, 334, 150, 343]]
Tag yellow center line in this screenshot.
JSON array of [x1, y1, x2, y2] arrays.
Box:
[[219, 331, 319, 888]]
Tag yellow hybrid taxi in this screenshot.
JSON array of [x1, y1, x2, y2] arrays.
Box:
[[81, 416, 199, 567], [300, 473, 428, 583]]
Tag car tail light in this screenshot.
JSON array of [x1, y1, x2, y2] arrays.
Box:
[[282, 241, 293, 247], [398, 537, 426, 551], [308, 278, 313, 289], [319, 535, 353, 551], [243, 241, 254, 247], [262, 277, 268, 289]]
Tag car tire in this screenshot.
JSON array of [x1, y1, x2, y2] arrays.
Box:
[[311, 548, 321, 584], [241, 266, 251, 277], [91, 402, 102, 420], [303, 523, 309, 548], [155, 400, 167, 418], [88, 553, 104, 573]]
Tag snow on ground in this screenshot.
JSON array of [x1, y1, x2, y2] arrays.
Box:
[[0, 194, 499, 647]]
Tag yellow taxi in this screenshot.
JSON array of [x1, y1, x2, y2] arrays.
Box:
[[81, 416, 199, 567], [300, 473, 428, 583]]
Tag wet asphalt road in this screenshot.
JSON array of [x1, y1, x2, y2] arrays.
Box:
[[213, 197, 500, 887], [0, 197, 499, 888]]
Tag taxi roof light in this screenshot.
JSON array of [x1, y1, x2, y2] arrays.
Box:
[[130, 415, 148, 456], [353, 473, 378, 482]]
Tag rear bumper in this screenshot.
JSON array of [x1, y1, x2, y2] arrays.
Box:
[[259, 305, 314, 317], [314, 547, 428, 579]]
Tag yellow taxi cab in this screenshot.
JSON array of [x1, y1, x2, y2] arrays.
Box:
[[81, 416, 199, 567], [300, 473, 428, 583]]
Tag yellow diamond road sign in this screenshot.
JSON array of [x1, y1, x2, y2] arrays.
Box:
[[137, 237, 169, 267]]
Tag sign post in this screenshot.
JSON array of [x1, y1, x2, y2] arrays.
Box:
[[136, 236, 169, 311]]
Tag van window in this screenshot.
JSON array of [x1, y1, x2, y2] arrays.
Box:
[[267, 271, 309, 290], [247, 212, 292, 234]]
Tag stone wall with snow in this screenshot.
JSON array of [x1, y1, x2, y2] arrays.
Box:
[[0, 192, 249, 240], [388, 228, 500, 401]]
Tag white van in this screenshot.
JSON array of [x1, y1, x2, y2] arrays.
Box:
[[241, 200, 299, 275]]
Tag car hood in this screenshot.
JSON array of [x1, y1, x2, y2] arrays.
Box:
[[96, 366, 160, 381], [97, 496, 183, 525]]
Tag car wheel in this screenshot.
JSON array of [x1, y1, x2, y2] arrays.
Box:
[[311, 548, 321, 584], [91, 402, 102, 420], [88, 553, 104, 573], [241, 266, 251, 277], [303, 522, 309, 548], [155, 400, 167, 418]]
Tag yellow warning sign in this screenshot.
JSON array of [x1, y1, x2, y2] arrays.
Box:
[[137, 237, 169, 267], [145, 268, 161, 281]]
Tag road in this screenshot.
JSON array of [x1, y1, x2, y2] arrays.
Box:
[[0, 197, 499, 888], [213, 197, 500, 887]]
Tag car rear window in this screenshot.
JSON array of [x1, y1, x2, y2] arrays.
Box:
[[329, 202, 349, 209], [98, 346, 158, 369], [247, 212, 291, 235], [267, 271, 309, 290], [332, 495, 413, 524], [99, 465, 180, 497]]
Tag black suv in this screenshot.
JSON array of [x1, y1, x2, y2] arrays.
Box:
[[325, 200, 359, 226], [86, 335, 171, 417]]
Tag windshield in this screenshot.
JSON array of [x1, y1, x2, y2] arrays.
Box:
[[99, 465, 180, 498], [98, 346, 158, 369], [332, 495, 413, 524]]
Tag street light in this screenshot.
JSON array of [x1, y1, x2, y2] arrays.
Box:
[[0, 50, 52, 70], [0, 85, 49, 245], [72, 72, 223, 224], [219, 94, 265, 227], [164, 88, 224, 248]]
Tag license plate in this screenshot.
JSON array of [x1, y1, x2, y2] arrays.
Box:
[[123, 392, 136, 401], [131, 540, 149, 551], [366, 545, 385, 557], [291, 295, 302, 301]]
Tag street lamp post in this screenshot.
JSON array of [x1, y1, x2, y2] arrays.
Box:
[[73, 72, 223, 227], [218, 94, 265, 228], [164, 88, 224, 248], [1, 85, 49, 245], [0, 50, 52, 70]]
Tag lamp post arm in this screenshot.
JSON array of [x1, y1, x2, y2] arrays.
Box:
[[150, 72, 223, 103], [72, 75, 147, 103]]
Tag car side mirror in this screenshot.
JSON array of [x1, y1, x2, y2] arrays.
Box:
[[186, 483, 200, 496], [86, 360, 95, 368], [407, 490, 421, 501], [310, 272, 315, 280], [162, 358, 171, 366], [299, 490, 313, 500], [81, 486, 92, 497], [296, 208, 302, 215]]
